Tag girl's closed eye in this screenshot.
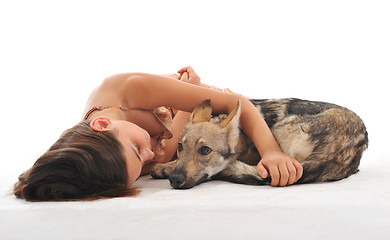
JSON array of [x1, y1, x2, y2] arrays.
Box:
[[135, 144, 141, 154], [132, 144, 141, 158]]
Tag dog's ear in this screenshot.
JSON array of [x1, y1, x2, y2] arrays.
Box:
[[219, 100, 241, 128], [219, 100, 241, 153], [189, 99, 212, 124]]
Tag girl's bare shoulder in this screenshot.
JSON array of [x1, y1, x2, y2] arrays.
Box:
[[83, 73, 141, 114]]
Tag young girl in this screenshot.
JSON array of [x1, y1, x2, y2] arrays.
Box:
[[14, 67, 303, 201]]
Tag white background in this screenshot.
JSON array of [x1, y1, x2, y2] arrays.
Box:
[[0, 0, 389, 188]]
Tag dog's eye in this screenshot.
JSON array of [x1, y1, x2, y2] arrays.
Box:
[[199, 146, 212, 155], [178, 143, 183, 152]]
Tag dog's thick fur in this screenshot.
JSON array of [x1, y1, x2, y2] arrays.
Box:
[[151, 98, 368, 189]]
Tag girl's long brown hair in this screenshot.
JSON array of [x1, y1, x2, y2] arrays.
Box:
[[14, 120, 138, 201]]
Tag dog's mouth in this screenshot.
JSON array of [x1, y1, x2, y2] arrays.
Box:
[[169, 174, 209, 189]]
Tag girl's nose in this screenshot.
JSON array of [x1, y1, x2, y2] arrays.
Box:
[[143, 148, 155, 162]]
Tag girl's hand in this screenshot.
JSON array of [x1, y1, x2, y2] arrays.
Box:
[[177, 66, 201, 86], [256, 151, 303, 187], [161, 73, 180, 80]]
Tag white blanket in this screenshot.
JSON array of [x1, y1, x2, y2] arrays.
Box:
[[1, 155, 389, 240]]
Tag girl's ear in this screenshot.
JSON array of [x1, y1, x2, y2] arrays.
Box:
[[90, 117, 112, 132]]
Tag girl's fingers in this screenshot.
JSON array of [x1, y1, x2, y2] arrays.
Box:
[[278, 165, 289, 187], [178, 66, 197, 77], [178, 66, 191, 80], [268, 165, 280, 187], [177, 66, 191, 74], [287, 161, 297, 185], [256, 162, 269, 179], [293, 160, 304, 182], [180, 72, 189, 82]]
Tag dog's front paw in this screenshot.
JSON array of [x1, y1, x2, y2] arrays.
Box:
[[151, 161, 176, 179], [150, 164, 169, 179]]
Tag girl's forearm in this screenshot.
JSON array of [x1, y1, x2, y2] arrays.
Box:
[[239, 97, 282, 157]]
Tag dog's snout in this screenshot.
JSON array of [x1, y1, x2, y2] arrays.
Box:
[[169, 172, 186, 188]]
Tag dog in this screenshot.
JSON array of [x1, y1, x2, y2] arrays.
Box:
[[151, 98, 368, 189]]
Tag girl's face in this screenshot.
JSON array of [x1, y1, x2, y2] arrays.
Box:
[[109, 120, 155, 185]]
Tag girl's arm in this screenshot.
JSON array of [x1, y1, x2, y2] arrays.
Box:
[[125, 72, 303, 186]]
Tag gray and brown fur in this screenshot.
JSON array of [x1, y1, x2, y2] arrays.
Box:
[[151, 98, 368, 189]]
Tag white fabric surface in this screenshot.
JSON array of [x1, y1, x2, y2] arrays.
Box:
[[1, 155, 389, 240]]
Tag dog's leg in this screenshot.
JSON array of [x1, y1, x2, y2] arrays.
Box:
[[151, 160, 177, 179], [296, 148, 364, 184], [215, 160, 270, 185]]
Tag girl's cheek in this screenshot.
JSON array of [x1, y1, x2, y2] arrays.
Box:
[[130, 163, 142, 185]]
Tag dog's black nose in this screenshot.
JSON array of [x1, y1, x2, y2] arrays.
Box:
[[169, 172, 186, 188]]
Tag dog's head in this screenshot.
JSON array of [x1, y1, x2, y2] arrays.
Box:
[[169, 99, 242, 189]]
